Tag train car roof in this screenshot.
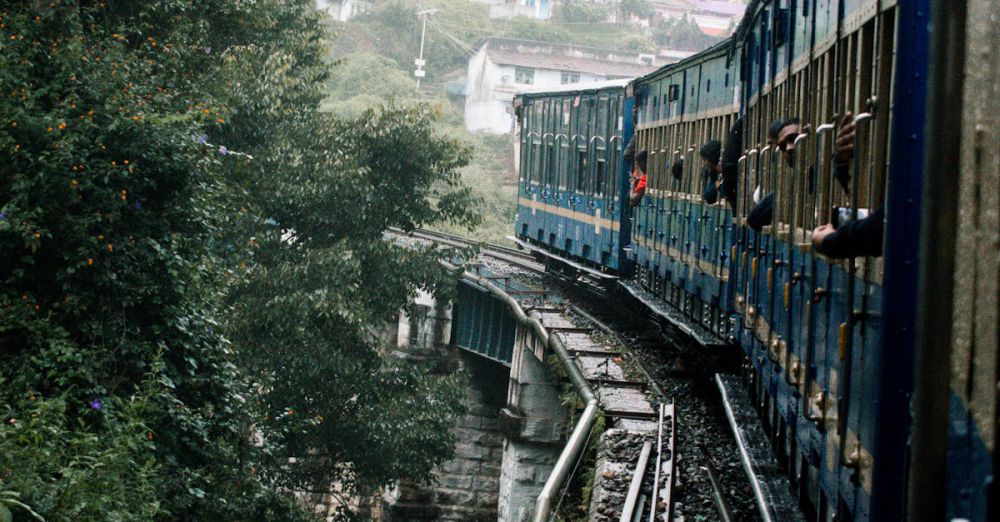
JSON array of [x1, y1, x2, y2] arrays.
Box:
[[628, 0, 767, 88], [515, 78, 630, 99], [633, 37, 736, 86]]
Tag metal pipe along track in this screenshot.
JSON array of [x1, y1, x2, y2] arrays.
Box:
[[459, 271, 599, 522]]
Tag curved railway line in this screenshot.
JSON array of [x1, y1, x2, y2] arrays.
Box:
[[398, 227, 795, 522]]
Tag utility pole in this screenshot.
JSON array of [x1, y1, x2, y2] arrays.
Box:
[[414, 8, 437, 89]]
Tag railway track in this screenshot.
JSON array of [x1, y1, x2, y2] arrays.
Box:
[[402, 227, 770, 522], [396, 227, 545, 273]]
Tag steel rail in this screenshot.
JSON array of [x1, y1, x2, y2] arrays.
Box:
[[568, 305, 667, 402], [458, 270, 599, 522], [620, 441, 653, 522], [405, 228, 537, 261], [715, 374, 773, 522], [648, 403, 665, 522], [700, 446, 735, 522], [404, 228, 547, 274]]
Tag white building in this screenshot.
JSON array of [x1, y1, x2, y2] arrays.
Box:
[[319, 0, 368, 22], [652, 0, 744, 36], [464, 38, 658, 133], [475, 0, 556, 20]]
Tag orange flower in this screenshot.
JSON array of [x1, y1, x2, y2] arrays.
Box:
[[70, 179, 78, 187], [107, 244, 113, 253], [87, 258, 94, 266], [216, 118, 224, 124], [57, 122, 66, 130], [146, 432, 155, 441], [123, 159, 129, 165], [33, 232, 40, 240]]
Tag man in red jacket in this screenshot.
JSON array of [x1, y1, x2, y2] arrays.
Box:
[[629, 150, 648, 206]]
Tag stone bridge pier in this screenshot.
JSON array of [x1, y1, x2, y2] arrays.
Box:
[[497, 319, 569, 521], [379, 290, 570, 522]]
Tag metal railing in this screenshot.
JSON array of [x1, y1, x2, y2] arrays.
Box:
[[458, 271, 599, 522]]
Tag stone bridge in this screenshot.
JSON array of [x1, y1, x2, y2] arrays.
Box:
[[373, 268, 663, 522]]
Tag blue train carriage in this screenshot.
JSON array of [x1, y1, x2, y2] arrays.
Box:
[[734, 0, 910, 520], [922, 0, 998, 519], [513, 80, 629, 275], [623, 39, 741, 345]]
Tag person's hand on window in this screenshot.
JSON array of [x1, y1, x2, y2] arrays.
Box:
[[834, 112, 855, 165], [811, 224, 836, 250]]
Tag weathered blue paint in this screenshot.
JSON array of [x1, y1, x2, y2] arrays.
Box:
[[869, 1, 928, 519]]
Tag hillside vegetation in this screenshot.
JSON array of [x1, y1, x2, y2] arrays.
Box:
[[321, 0, 724, 244]]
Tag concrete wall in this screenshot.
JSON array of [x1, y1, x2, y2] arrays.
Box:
[[383, 353, 507, 521], [465, 49, 517, 134], [464, 53, 610, 134], [381, 291, 507, 521], [376, 292, 573, 522], [497, 318, 569, 522]]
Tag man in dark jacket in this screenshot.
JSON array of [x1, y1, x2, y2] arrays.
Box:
[[699, 140, 723, 204], [740, 113, 883, 257], [671, 158, 684, 182], [811, 208, 884, 258], [746, 115, 855, 231]]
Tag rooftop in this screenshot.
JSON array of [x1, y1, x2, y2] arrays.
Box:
[[486, 48, 657, 77], [480, 38, 658, 78], [688, 0, 746, 17], [653, 0, 697, 10]]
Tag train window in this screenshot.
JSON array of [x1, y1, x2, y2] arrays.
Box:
[[545, 134, 564, 188], [773, 8, 789, 47], [668, 84, 680, 102], [515, 66, 534, 85], [595, 159, 606, 196], [725, 72, 729, 87], [533, 139, 543, 187], [707, 79, 712, 92], [576, 148, 588, 193]]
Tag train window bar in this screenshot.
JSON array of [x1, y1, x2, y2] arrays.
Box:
[[585, 136, 605, 199]]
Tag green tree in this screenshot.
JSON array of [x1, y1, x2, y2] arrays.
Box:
[[356, 0, 492, 82], [0, 0, 480, 518], [554, 1, 610, 24], [620, 0, 654, 21], [653, 15, 725, 52]]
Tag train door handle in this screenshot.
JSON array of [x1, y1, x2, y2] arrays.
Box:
[[804, 390, 828, 428], [768, 336, 782, 363]]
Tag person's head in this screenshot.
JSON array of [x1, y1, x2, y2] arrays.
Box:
[[773, 117, 800, 166], [671, 158, 684, 181], [767, 119, 786, 146], [636, 150, 648, 173], [699, 140, 722, 173]]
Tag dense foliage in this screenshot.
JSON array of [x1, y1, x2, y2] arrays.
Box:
[[553, 1, 610, 24], [653, 15, 728, 52], [0, 1, 478, 519]]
